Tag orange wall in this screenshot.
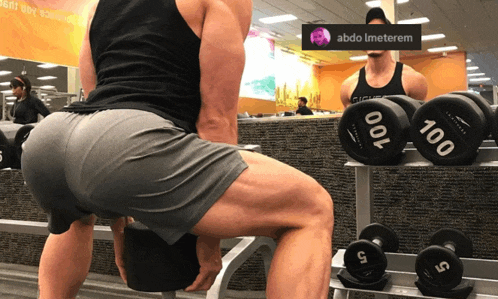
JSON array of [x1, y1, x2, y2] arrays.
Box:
[[318, 51, 468, 112], [238, 97, 276, 114], [402, 51, 467, 100]]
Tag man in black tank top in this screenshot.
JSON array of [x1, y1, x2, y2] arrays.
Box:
[[340, 8, 428, 109], [26, 1, 335, 298]]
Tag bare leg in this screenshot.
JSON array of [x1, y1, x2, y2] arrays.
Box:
[[38, 215, 96, 299], [192, 151, 334, 299]]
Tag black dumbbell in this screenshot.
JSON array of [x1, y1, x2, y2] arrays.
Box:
[[338, 98, 411, 165], [124, 221, 200, 292], [14, 124, 35, 162], [411, 92, 496, 165], [415, 228, 473, 291], [343, 223, 399, 282], [0, 130, 13, 169]]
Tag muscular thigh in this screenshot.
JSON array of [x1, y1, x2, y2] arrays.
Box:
[[192, 150, 331, 238]]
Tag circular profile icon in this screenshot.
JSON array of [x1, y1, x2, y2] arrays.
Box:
[[310, 27, 330, 48]]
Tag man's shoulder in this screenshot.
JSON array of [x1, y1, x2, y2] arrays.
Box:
[[342, 71, 360, 88]]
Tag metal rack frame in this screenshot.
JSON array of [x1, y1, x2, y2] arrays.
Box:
[[331, 140, 498, 299]]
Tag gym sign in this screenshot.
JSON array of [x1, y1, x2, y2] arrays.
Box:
[[302, 24, 421, 51]]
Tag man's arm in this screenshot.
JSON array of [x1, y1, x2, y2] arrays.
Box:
[[110, 217, 134, 283], [340, 74, 358, 109], [403, 66, 429, 102], [196, 0, 252, 145], [79, 1, 99, 98]]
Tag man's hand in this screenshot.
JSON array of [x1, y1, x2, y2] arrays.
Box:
[[184, 236, 223, 292], [110, 216, 134, 284]]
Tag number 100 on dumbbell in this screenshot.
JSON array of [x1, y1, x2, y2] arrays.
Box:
[[339, 99, 411, 165]]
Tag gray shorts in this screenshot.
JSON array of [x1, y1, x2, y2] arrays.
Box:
[[21, 109, 248, 244]]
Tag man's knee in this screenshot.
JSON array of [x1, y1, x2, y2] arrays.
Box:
[[296, 180, 334, 228]]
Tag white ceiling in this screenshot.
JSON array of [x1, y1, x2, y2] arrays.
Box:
[[252, 0, 498, 88]]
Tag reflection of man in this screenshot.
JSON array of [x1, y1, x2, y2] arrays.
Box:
[[311, 27, 329, 48], [296, 97, 314, 115], [340, 7, 428, 109]]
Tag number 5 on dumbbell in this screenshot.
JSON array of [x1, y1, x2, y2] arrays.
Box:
[[344, 223, 399, 282], [415, 228, 474, 297]]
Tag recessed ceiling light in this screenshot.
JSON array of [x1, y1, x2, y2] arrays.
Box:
[[421, 34, 445, 41], [37, 76, 57, 80], [427, 46, 457, 52], [0, 71, 13, 76], [398, 17, 430, 24], [466, 59, 471, 63], [467, 73, 485, 77], [366, 0, 408, 7], [37, 63, 58, 69], [350, 55, 368, 61], [469, 77, 491, 82], [0, 82, 10, 86], [40, 85, 56, 89], [467, 66, 479, 70], [259, 14, 297, 24]]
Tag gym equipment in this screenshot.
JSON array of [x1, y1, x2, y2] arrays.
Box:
[[344, 223, 399, 281], [450, 91, 497, 141], [0, 130, 13, 169], [124, 221, 200, 292], [410, 93, 488, 165], [383, 95, 424, 125], [338, 98, 410, 165], [337, 223, 399, 290], [14, 124, 35, 161], [383, 95, 424, 142], [415, 228, 473, 292], [0, 122, 32, 169]]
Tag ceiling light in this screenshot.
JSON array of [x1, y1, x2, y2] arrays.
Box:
[[350, 55, 368, 61], [0, 82, 10, 86], [366, 0, 408, 7], [0, 56, 8, 61], [398, 17, 430, 24], [259, 14, 297, 24], [40, 85, 56, 89], [37, 63, 58, 69], [0, 71, 12, 76], [6, 96, 16, 100], [466, 59, 471, 63], [37, 76, 57, 80], [469, 77, 491, 82], [427, 46, 458, 52], [421, 34, 445, 41], [467, 66, 479, 70], [1, 90, 13, 94], [467, 73, 485, 77]]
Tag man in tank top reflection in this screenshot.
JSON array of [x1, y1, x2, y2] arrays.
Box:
[[340, 7, 428, 109]]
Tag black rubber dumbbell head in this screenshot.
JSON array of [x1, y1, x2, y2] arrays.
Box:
[[339, 99, 410, 165], [410, 94, 486, 165], [415, 228, 473, 291], [344, 223, 399, 282]]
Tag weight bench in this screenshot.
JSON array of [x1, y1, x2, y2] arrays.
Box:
[[0, 219, 276, 299]]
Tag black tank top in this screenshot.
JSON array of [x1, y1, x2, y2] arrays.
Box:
[[63, 0, 201, 133], [350, 62, 406, 104]]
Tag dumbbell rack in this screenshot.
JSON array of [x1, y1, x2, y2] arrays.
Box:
[[331, 140, 498, 299]]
